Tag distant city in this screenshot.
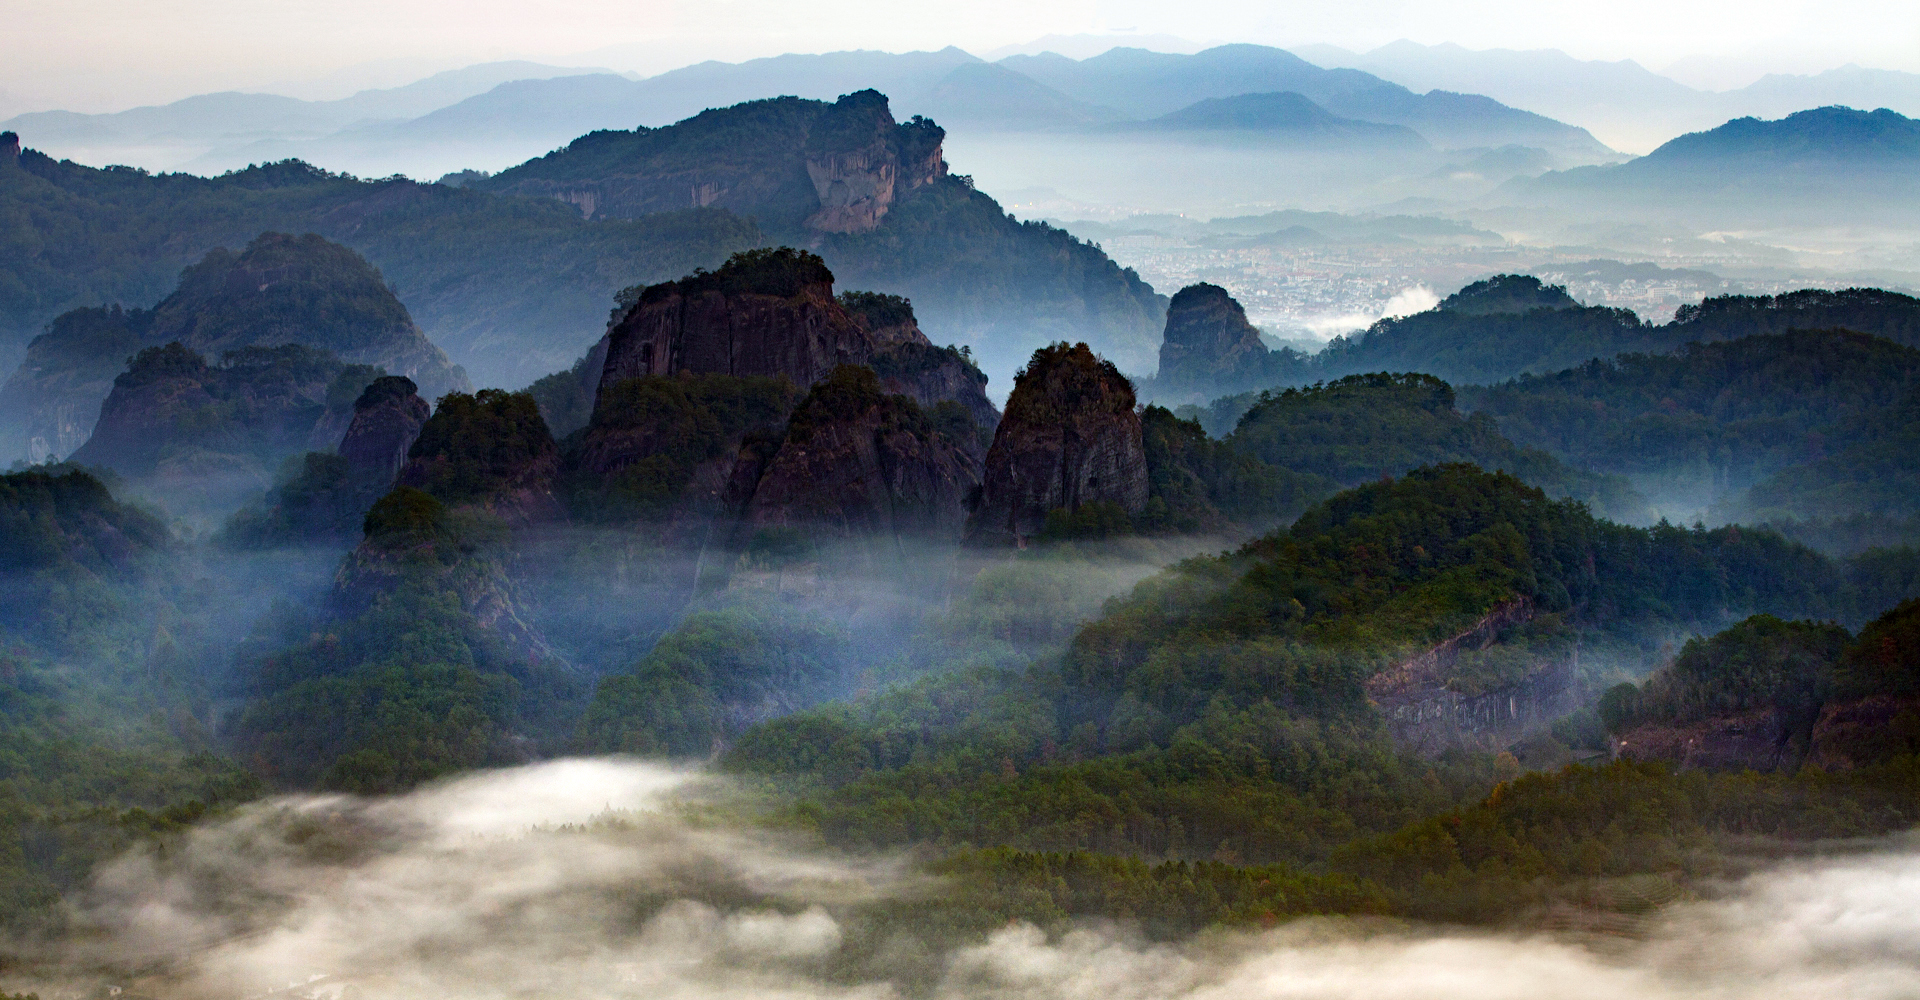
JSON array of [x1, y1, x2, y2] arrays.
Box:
[[1088, 229, 1858, 347]]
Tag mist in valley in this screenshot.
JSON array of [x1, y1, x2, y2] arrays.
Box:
[[15, 760, 1920, 1000]]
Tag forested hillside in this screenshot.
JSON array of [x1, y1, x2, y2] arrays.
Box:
[[480, 91, 1167, 380], [0, 92, 1166, 403], [0, 146, 760, 393], [1161, 278, 1920, 405], [1228, 372, 1647, 522], [0, 467, 262, 926], [717, 464, 1920, 924], [1461, 329, 1920, 526]]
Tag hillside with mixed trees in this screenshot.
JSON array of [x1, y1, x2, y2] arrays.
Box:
[[1144, 276, 1920, 407], [1459, 328, 1920, 531], [1149, 278, 1920, 550]]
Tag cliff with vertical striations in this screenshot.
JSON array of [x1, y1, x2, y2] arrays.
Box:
[[482, 91, 944, 235], [741, 365, 979, 540], [598, 248, 874, 394], [968, 342, 1147, 544], [1154, 283, 1277, 396], [340, 375, 431, 492]]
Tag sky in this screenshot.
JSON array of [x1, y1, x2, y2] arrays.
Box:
[[6, 0, 1919, 114]]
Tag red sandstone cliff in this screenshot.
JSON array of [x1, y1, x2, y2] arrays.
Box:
[[967, 342, 1147, 544]]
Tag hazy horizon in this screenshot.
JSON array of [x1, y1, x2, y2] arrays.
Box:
[[6, 0, 1918, 116]]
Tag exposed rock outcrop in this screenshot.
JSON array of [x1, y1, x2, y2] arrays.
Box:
[[1366, 599, 1584, 755], [741, 365, 980, 540], [1607, 613, 1855, 773], [839, 290, 999, 436], [1155, 283, 1274, 392], [569, 371, 798, 533], [482, 90, 945, 235], [217, 377, 432, 549], [3, 305, 149, 463], [838, 289, 931, 348], [1614, 708, 1799, 772], [968, 342, 1148, 544], [71, 342, 381, 518], [339, 376, 431, 492], [1807, 694, 1920, 769], [598, 249, 875, 395]]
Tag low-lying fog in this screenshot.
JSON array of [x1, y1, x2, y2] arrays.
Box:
[[15, 759, 1920, 1000]]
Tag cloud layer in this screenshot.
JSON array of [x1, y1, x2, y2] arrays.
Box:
[[14, 759, 1920, 1000]]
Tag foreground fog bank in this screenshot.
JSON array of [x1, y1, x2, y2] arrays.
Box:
[[11, 759, 1920, 1000]]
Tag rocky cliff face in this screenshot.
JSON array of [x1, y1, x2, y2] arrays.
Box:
[[839, 290, 999, 435], [1614, 708, 1799, 771], [599, 249, 875, 395], [218, 376, 433, 548], [968, 342, 1148, 544], [481, 90, 944, 236], [741, 365, 979, 540], [1156, 283, 1274, 393], [873, 342, 999, 446], [1365, 599, 1585, 755], [1807, 694, 1920, 769], [1616, 692, 1920, 773], [340, 375, 431, 492]]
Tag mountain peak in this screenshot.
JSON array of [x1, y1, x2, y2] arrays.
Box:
[[1440, 274, 1579, 315], [1647, 105, 1920, 163]]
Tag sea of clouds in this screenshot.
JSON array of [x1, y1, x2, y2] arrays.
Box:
[[13, 758, 1920, 1000]]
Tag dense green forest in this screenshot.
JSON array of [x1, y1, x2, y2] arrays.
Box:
[[228, 485, 580, 793], [0, 467, 263, 928], [1315, 279, 1920, 389], [1461, 329, 1920, 532], [719, 466, 1915, 880], [1225, 372, 1647, 522], [1719, 383, 1920, 543]]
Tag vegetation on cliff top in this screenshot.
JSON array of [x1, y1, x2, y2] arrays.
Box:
[[403, 389, 556, 507], [568, 372, 798, 523], [635, 247, 837, 306]]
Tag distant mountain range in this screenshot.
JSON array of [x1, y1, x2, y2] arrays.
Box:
[[1107, 92, 1429, 149], [1502, 106, 1920, 225], [1296, 40, 1920, 154], [1002, 45, 1608, 157], [0, 62, 612, 173], [0, 45, 1614, 180]]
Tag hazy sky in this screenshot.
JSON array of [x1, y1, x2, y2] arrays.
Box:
[[7, 0, 1919, 113]]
